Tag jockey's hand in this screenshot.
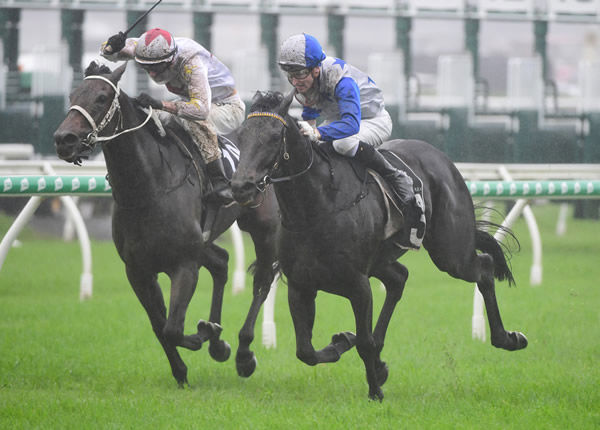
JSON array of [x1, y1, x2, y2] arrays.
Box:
[[104, 32, 126, 55], [135, 93, 163, 110], [297, 120, 321, 143]]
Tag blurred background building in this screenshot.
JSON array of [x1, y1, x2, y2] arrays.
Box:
[[1, 0, 600, 165]]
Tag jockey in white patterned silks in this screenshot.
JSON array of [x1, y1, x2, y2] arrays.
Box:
[[101, 28, 244, 204], [278, 33, 423, 248]]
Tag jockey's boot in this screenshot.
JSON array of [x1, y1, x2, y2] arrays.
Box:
[[206, 158, 234, 205], [354, 141, 422, 247]]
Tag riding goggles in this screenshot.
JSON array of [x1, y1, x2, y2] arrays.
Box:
[[138, 61, 171, 74], [285, 68, 311, 80]]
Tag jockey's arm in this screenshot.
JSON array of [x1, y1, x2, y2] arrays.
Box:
[[100, 38, 136, 62], [316, 77, 361, 141], [163, 58, 211, 121]]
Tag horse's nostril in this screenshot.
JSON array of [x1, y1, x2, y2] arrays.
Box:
[[62, 132, 80, 146]]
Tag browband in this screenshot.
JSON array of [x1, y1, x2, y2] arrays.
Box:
[[247, 111, 288, 127]]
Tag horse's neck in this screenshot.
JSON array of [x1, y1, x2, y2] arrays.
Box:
[[102, 102, 161, 200], [275, 132, 330, 223]]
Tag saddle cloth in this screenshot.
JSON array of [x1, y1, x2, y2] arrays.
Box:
[[370, 150, 426, 250], [218, 135, 240, 179]]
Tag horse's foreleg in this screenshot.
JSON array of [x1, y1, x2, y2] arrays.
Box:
[[126, 266, 188, 386], [201, 243, 231, 362], [288, 284, 352, 366], [235, 278, 271, 377], [370, 261, 409, 386], [349, 279, 384, 402], [235, 232, 278, 378], [476, 254, 528, 351], [165, 263, 199, 350]]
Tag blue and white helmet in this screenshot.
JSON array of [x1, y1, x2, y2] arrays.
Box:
[[278, 33, 327, 71]]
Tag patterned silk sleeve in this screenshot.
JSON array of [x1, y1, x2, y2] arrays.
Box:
[[100, 38, 136, 62], [172, 56, 212, 121]]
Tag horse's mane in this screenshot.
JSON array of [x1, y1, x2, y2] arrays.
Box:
[[84, 61, 112, 77], [249, 90, 285, 113]]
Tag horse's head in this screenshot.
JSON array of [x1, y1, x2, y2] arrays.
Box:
[[54, 61, 127, 164], [232, 89, 296, 206]]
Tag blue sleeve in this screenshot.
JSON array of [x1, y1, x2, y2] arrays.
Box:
[[302, 106, 320, 121], [317, 77, 361, 141]]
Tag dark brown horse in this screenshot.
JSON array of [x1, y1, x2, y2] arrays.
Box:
[[231, 91, 527, 401], [53, 62, 280, 385]]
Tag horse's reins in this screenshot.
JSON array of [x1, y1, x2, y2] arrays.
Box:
[[246, 111, 314, 192], [69, 75, 202, 202], [69, 75, 154, 149]]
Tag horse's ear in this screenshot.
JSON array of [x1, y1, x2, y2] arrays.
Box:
[[110, 63, 128, 84], [278, 89, 296, 116], [251, 90, 264, 106]]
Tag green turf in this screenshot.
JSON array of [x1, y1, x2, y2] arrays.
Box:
[[0, 203, 598, 429]]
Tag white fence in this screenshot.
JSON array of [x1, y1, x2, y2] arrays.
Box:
[[2, 155, 600, 347]]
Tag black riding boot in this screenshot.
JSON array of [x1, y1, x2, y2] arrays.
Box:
[[206, 158, 234, 204], [354, 141, 415, 207], [354, 141, 423, 248]]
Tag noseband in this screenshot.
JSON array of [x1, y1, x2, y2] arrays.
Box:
[[246, 111, 314, 192], [68, 75, 154, 150]]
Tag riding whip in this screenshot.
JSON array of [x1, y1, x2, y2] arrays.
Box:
[[123, 0, 163, 36]]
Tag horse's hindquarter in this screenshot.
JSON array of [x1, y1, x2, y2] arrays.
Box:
[[380, 139, 478, 251]]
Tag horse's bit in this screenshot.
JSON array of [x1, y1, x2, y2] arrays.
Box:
[[246, 111, 314, 192], [68, 75, 154, 150]]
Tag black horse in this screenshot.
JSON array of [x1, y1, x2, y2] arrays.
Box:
[[231, 91, 528, 401], [54, 62, 280, 385]]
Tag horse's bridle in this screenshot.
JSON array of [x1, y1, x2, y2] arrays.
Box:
[[246, 111, 314, 192], [68, 75, 154, 150]]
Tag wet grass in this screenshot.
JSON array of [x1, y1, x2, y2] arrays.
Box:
[[0, 203, 598, 429]]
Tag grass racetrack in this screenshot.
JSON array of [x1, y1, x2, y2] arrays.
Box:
[[1, 203, 598, 429]]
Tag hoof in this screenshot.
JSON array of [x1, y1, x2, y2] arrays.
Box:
[[376, 361, 389, 386], [197, 320, 223, 341], [331, 331, 357, 355], [209, 339, 231, 362], [509, 331, 528, 350], [176, 377, 189, 389], [492, 331, 528, 351], [236, 352, 257, 378], [368, 387, 384, 402]]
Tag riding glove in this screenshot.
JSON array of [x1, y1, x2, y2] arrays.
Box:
[[105, 32, 126, 54], [135, 93, 163, 110], [297, 120, 321, 142]]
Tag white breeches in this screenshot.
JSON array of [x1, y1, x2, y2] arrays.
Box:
[[208, 94, 246, 135], [329, 109, 393, 157]]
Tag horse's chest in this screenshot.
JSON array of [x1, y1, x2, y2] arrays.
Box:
[[279, 232, 365, 289], [112, 210, 202, 262]]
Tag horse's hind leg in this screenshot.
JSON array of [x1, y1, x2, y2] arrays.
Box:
[[126, 266, 188, 386], [235, 222, 278, 377], [475, 253, 528, 351], [370, 260, 409, 386]]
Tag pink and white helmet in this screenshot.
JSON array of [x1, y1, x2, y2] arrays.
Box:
[[134, 28, 177, 65]]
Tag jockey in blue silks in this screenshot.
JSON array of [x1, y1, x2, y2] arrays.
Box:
[[278, 33, 422, 249]]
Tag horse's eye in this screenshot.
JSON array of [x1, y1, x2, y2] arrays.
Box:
[[97, 94, 109, 104]]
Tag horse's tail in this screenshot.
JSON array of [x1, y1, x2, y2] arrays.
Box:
[[475, 220, 519, 287]]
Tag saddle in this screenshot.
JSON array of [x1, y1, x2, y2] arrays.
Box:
[[322, 143, 426, 250], [147, 113, 241, 242]]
